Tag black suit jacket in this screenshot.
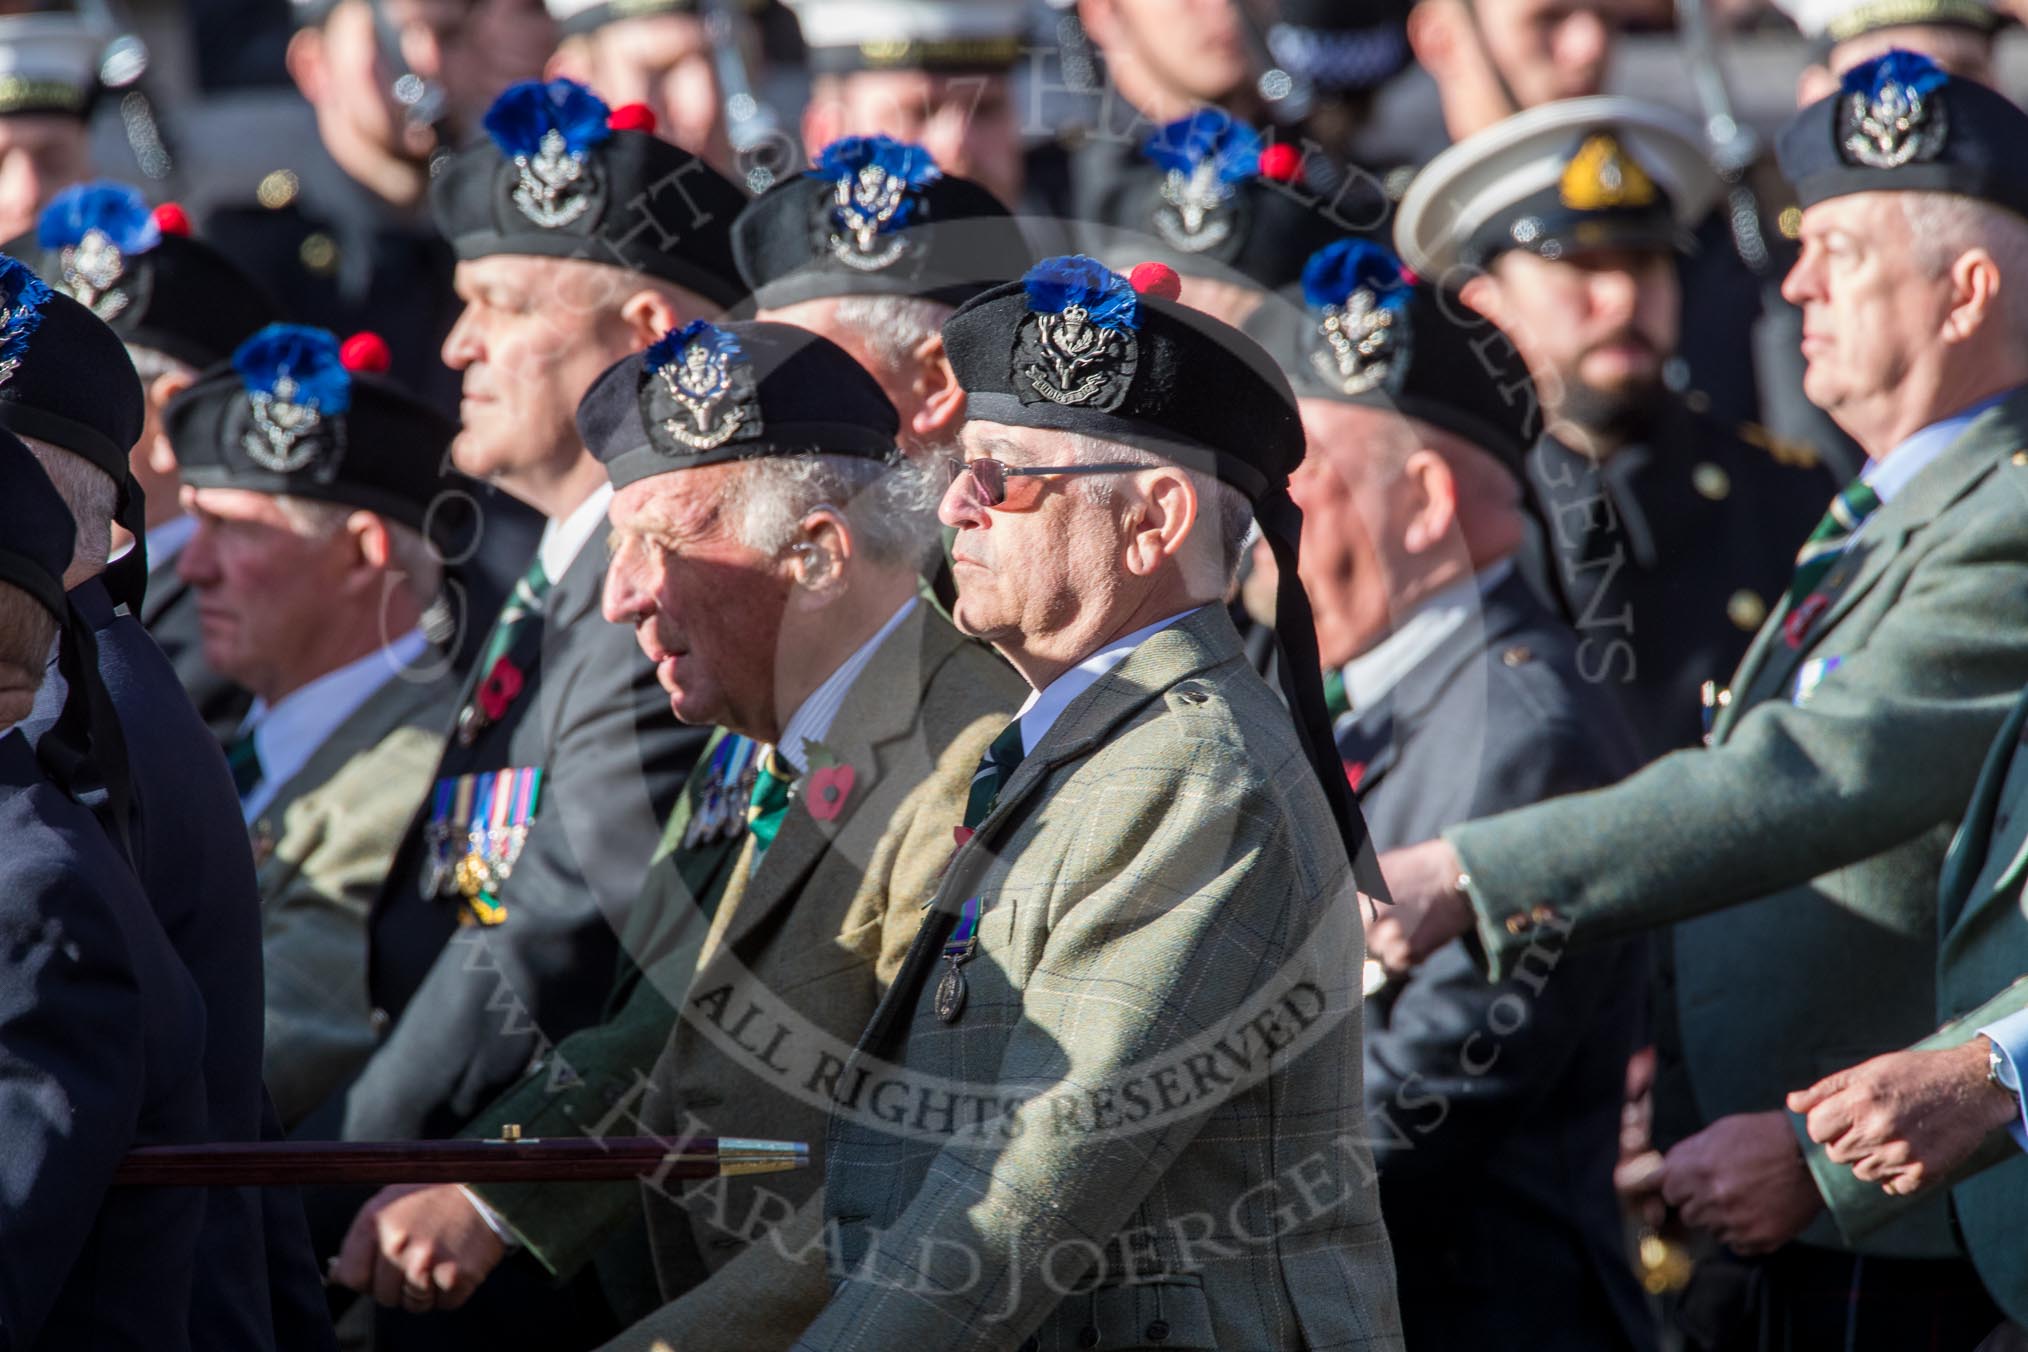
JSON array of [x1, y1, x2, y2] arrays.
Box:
[[0, 729, 209, 1349], [1347, 570, 1654, 1352], [25, 578, 319, 1350], [329, 529, 704, 1145], [1522, 397, 1835, 761]]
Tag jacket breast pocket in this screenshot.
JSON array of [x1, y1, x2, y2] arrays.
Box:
[[1036, 1276, 1217, 1351]]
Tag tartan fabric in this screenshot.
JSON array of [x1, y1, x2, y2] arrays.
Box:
[[801, 606, 1403, 1351]]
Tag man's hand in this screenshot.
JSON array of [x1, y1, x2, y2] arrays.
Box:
[[1787, 1038, 2020, 1197], [329, 1183, 508, 1312], [1660, 1110, 1823, 1255], [1364, 838, 1475, 974], [1616, 1046, 1667, 1228]]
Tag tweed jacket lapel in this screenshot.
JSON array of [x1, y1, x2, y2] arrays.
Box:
[[1724, 393, 2028, 734], [709, 603, 956, 962], [861, 604, 1238, 1057], [1939, 686, 2028, 956]]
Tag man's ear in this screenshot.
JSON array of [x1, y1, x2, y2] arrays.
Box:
[[1404, 1, 1459, 80], [1456, 271, 1503, 328], [910, 334, 967, 440], [1944, 247, 2002, 345], [620, 289, 687, 348], [787, 507, 853, 602], [546, 35, 593, 84], [285, 25, 327, 104], [1397, 448, 1460, 555], [343, 510, 395, 592], [1123, 466, 1200, 578], [147, 369, 197, 477]]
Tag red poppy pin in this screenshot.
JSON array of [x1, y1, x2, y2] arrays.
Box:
[[477, 656, 524, 720], [1784, 593, 1831, 649], [1343, 760, 1366, 791], [952, 825, 975, 847], [802, 741, 856, 821]]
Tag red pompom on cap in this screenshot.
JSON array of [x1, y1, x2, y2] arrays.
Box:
[[607, 103, 657, 135], [1129, 261, 1182, 302], [1256, 143, 1303, 185], [151, 202, 192, 237], [340, 331, 392, 375]]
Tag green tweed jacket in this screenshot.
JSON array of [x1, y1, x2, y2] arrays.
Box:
[[1808, 681, 2028, 1323], [461, 602, 1023, 1341], [253, 667, 453, 1128], [799, 605, 1403, 1352], [1446, 390, 2028, 1257]]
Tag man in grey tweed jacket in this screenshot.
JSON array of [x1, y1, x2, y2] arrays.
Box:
[[795, 258, 1404, 1351]]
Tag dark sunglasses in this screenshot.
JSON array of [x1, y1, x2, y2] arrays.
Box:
[[943, 457, 1147, 507]]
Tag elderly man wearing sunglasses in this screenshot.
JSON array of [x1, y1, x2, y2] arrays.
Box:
[[795, 256, 1402, 1350]]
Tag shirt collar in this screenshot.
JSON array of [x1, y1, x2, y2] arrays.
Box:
[[1866, 389, 2017, 503], [770, 597, 917, 775], [1013, 605, 1205, 757], [537, 481, 615, 583], [1339, 560, 1511, 714], [241, 628, 430, 822], [145, 513, 197, 568]]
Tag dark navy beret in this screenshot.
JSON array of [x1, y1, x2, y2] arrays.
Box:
[[0, 426, 75, 622], [942, 254, 1304, 500], [734, 136, 1031, 310], [1080, 111, 1388, 296], [9, 182, 280, 370], [577, 319, 899, 489], [430, 80, 750, 307], [0, 253, 144, 494], [166, 325, 456, 536], [1776, 50, 2028, 221], [1243, 239, 1539, 474]]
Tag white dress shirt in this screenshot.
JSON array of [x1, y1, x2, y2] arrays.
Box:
[[1851, 390, 2015, 544], [537, 481, 615, 583], [1011, 606, 1204, 756], [238, 628, 430, 821]]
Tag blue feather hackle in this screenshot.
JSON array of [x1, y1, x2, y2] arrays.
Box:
[[233, 324, 352, 414], [484, 79, 613, 160], [36, 182, 162, 254], [1021, 256, 1139, 333]]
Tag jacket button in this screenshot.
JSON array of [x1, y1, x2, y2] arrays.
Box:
[[1503, 914, 1531, 936], [1077, 1327, 1100, 1348], [1530, 904, 1558, 924], [1146, 1321, 1170, 1343], [369, 1007, 391, 1034], [1500, 645, 1532, 667]]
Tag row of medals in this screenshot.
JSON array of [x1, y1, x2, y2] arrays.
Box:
[[423, 812, 533, 903], [682, 742, 760, 852]]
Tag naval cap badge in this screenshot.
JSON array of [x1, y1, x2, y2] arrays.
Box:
[[0, 255, 51, 389], [1557, 132, 1662, 212], [642, 320, 761, 454], [232, 324, 354, 473], [484, 78, 615, 229], [1837, 50, 1949, 170], [36, 181, 172, 322], [1014, 255, 1141, 412], [1301, 239, 1413, 398], [814, 134, 942, 273], [1143, 111, 1264, 255]]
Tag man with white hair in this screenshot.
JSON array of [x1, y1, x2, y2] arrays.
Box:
[[1398, 97, 1836, 759], [1369, 52, 2028, 1348], [332, 320, 1023, 1352], [166, 323, 459, 1130], [796, 256, 1403, 1349]]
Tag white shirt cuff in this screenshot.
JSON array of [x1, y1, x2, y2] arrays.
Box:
[[1974, 1006, 2028, 1153], [458, 1186, 522, 1251]]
